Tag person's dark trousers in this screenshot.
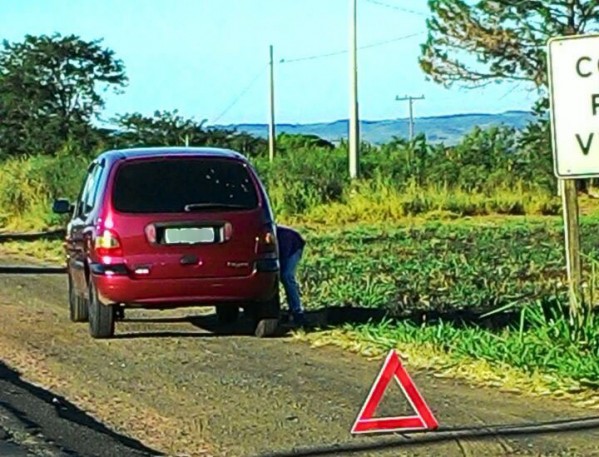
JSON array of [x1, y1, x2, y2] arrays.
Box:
[[280, 247, 305, 324]]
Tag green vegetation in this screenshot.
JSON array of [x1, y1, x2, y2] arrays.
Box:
[[0, 126, 562, 231], [3, 5, 599, 403], [0, 151, 89, 230], [343, 306, 599, 386], [4, 217, 599, 399], [299, 220, 569, 314], [293, 219, 599, 400], [0, 34, 127, 158], [420, 1, 599, 89]]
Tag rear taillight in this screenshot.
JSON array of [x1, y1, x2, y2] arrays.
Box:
[[256, 225, 277, 256], [94, 229, 123, 257], [223, 222, 233, 241], [145, 224, 157, 244]]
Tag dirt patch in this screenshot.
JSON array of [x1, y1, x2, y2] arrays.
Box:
[[1, 272, 599, 456]]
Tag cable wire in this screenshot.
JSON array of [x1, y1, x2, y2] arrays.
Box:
[[363, 0, 428, 17], [254, 415, 599, 457], [211, 64, 268, 124], [497, 82, 522, 101], [279, 31, 425, 65]]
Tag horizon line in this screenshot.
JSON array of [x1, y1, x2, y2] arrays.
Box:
[[210, 109, 534, 128]]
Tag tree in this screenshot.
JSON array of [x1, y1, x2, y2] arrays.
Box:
[[0, 33, 127, 156], [112, 110, 268, 157], [112, 110, 207, 147], [419, 1, 599, 193], [276, 133, 335, 152], [419, 0, 599, 90]]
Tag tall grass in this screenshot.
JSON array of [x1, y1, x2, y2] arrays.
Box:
[[336, 298, 599, 387], [0, 153, 88, 230], [0, 126, 562, 231], [302, 179, 560, 225]]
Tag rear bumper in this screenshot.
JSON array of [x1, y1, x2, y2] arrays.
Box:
[[91, 262, 278, 306]]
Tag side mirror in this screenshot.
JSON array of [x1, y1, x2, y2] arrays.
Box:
[[52, 198, 73, 215]]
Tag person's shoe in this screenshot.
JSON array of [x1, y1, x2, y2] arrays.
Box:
[[291, 313, 308, 328]]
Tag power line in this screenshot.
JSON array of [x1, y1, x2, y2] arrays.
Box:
[[211, 64, 268, 124], [279, 31, 425, 65], [209, 30, 425, 125], [497, 82, 523, 101], [361, 32, 425, 50], [363, 0, 428, 16]]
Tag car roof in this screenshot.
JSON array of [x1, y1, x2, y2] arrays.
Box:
[[97, 146, 247, 163]]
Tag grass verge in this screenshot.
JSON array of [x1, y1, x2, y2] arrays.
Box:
[[3, 216, 599, 412], [292, 314, 599, 411]]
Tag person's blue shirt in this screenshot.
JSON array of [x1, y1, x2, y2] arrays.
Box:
[[276, 225, 305, 268]]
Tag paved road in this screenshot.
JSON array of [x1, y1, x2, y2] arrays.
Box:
[[0, 358, 160, 457], [1, 266, 599, 456]]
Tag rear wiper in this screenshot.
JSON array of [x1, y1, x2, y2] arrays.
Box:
[[183, 203, 247, 212]]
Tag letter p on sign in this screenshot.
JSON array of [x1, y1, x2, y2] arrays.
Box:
[[548, 33, 599, 179]]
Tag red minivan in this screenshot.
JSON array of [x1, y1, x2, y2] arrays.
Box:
[[52, 147, 281, 339]]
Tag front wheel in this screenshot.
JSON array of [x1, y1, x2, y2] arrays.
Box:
[[68, 273, 88, 323], [88, 279, 115, 339]]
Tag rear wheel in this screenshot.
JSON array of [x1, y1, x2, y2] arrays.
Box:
[[250, 288, 281, 338], [68, 273, 88, 323], [88, 279, 115, 339], [216, 305, 239, 325]]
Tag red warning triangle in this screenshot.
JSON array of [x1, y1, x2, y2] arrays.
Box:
[[351, 349, 439, 434]]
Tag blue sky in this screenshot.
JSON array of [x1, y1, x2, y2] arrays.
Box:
[[2, 0, 539, 126]]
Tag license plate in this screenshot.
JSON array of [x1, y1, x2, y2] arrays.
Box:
[[164, 227, 215, 244]]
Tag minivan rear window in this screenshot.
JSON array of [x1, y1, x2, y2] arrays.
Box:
[[112, 158, 259, 213]]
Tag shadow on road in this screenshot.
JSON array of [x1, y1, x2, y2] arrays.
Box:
[[119, 310, 296, 339], [113, 303, 529, 340], [255, 415, 599, 457], [0, 360, 162, 456], [116, 312, 269, 339]]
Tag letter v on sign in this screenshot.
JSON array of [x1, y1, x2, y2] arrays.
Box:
[[576, 133, 594, 155], [351, 350, 439, 434]]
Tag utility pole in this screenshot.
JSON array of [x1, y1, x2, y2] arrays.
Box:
[[348, 0, 360, 179], [269, 45, 276, 162], [396, 95, 424, 141]]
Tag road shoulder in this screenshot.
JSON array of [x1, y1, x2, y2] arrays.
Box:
[[0, 360, 161, 457]]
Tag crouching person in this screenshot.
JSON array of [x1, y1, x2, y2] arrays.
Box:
[[276, 224, 307, 327]]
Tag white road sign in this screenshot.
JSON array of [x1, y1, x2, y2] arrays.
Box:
[[548, 34, 599, 178]]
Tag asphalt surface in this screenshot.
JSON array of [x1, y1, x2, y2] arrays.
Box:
[[0, 360, 161, 457], [1, 261, 599, 456]]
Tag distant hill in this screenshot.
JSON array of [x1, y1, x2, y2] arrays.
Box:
[[215, 110, 536, 146]]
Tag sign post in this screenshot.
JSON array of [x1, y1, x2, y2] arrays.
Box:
[[547, 33, 599, 324]]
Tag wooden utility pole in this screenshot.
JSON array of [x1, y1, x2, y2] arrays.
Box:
[[348, 0, 360, 179], [396, 95, 425, 141], [268, 44, 276, 162]]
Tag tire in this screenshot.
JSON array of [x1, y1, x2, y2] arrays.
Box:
[[216, 305, 239, 325], [88, 279, 115, 339], [254, 318, 279, 338], [251, 287, 281, 338], [68, 273, 89, 323]]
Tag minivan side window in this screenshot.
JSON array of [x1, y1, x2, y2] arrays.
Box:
[[76, 162, 103, 218]]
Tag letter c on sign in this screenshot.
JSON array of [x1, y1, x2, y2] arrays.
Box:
[[577, 56, 592, 77]]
